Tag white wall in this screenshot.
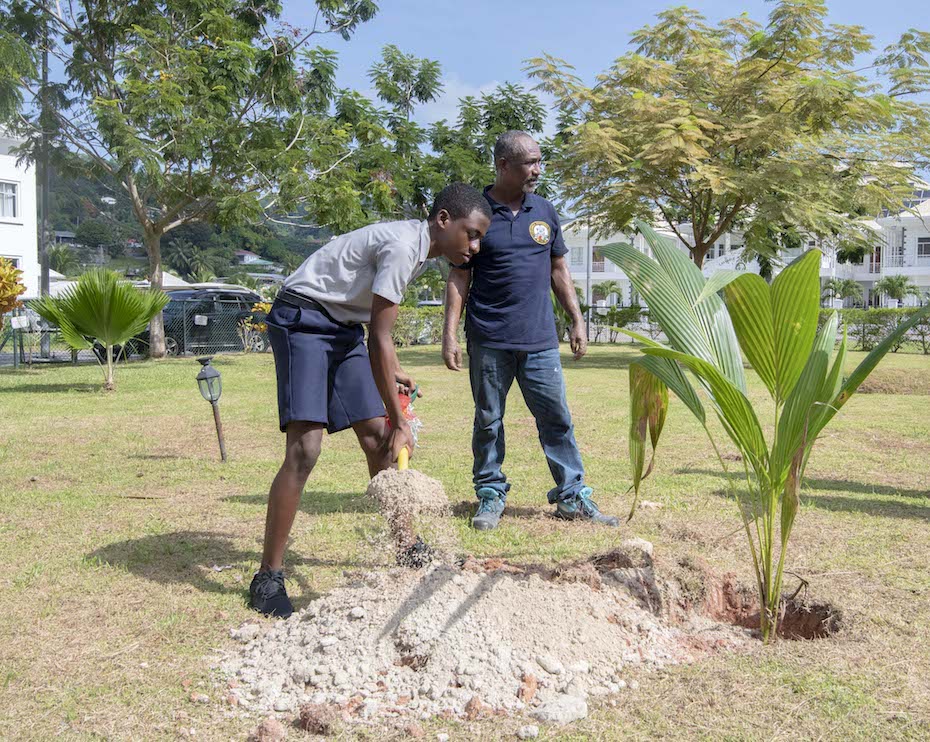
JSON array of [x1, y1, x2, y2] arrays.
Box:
[[0, 134, 38, 297]]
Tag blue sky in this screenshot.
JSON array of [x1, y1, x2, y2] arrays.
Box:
[[282, 0, 929, 129]]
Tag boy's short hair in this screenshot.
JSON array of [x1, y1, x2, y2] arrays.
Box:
[[428, 182, 492, 221]]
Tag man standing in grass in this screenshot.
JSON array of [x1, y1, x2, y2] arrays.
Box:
[[442, 131, 619, 531], [251, 183, 492, 618]]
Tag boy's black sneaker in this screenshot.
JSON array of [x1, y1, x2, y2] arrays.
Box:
[[249, 569, 294, 618]]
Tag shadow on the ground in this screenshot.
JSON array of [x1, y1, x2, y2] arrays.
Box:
[[450, 500, 553, 520], [223, 490, 376, 515], [395, 346, 638, 372], [677, 467, 930, 518], [86, 530, 375, 606], [0, 382, 101, 393], [128, 453, 187, 461]]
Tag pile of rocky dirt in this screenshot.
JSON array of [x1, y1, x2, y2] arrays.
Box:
[[220, 540, 756, 727]]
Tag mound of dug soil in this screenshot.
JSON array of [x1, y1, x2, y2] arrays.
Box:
[[220, 541, 761, 723]]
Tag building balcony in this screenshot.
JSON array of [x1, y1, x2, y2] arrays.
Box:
[[884, 251, 905, 268]]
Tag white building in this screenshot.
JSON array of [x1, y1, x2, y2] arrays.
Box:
[[565, 193, 930, 310], [0, 131, 38, 297]]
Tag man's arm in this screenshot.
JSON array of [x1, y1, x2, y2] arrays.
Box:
[[442, 266, 471, 371], [551, 255, 587, 360], [369, 294, 415, 460]]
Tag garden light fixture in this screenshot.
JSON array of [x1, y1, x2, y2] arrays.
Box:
[[196, 356, 227, 462]]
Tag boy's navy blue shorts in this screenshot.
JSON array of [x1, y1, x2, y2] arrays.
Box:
[[267, 294, 385, 433]]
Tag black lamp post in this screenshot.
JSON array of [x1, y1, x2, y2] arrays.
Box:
[[196, 356, 227, 462]]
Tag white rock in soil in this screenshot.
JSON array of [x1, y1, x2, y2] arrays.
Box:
[[535, 655, 564, 675], [349, 607, 366, 620], [517, 726, 540, 740], [531, 695, 588, 725], [272, 697, 291, 712], [566, 661, 590, 674]]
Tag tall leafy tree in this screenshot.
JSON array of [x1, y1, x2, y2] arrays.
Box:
[[0, 0, 377, 356], [874, 274, 921, 303], [529, 2, 930, 267], [74, 218, 119, 254], [593, 279, 623, 302], [162, 238, 231, 281], [822, 277, 863, 304], [47, 243, 79, 275], [368, 44, 442, 122], [426, 83, 547, 192]]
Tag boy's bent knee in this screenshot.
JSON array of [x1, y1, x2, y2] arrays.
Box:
[[283, 423, 323, 476]]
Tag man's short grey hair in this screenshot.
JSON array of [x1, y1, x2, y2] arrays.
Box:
[[494, 130, 535, 166]]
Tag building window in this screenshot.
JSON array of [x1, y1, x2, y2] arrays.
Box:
[[918, 237, 930, 263], [570, 245, 584, 265], [0, 256, 19, 268], [0, 182, 18, 219]]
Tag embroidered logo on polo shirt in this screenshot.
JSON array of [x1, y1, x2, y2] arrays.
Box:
[[529, 221, 551, 245]]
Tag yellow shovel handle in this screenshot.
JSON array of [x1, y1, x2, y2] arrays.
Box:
[[397, 447, 409, 470]]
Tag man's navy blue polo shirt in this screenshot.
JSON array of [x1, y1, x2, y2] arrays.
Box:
[[463, 186, 568, 351]]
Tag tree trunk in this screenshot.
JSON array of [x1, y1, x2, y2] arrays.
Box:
[[692, 242, 709, 268], [145, 231, 167, 358], [105, 342, 115, 391]]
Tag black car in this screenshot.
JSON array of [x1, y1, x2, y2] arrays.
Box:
[[128, 287, 270, 357]]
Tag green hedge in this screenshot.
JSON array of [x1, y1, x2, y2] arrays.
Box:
[[391, 306, 455, 347], [818, 307, 930, 354]]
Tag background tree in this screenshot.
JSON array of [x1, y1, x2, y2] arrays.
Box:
[[874, 275, 921, 303], [529, 2, 930, 267], [368, 44, 442, 123], [74, 218, 119, 257], [0, 0, 377, 356], [425, 83, 546, 193], [822, 277, 864, 304], [334, 56, 547, 222], [593, 279, 623, 303], [47, 243, 79, 276], [162, 238, 231, 282]]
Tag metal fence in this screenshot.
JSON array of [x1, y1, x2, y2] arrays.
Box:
[[0, 299, 271, 368], [0, 308, 96, 368], [152, 298, 271, 357]]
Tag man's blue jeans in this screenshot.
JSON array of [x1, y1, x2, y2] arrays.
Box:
[[468, 342, 586, 504]]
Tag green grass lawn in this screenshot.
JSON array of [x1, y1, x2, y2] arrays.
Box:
[[1, 345, 929, 739]]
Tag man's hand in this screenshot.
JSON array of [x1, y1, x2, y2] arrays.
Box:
[[395, 368, 419, 396], [569, 321, 588, 360], [382, 419, 415, 462], [442, 333, 463, 371]]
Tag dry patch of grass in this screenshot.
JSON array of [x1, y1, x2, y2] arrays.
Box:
[[858, 366, 930, 395]]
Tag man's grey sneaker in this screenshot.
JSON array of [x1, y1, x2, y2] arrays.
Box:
[[397, 536, 435, 569], [249, 569, 294, 618], [555, 487, 620, 527], [472, 487, 506, 531]]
